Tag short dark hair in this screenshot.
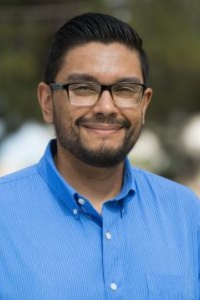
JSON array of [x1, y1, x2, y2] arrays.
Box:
[[44, 12, 149, 84]]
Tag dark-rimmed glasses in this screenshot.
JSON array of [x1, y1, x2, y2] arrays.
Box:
[[49, 82, 147, 108]]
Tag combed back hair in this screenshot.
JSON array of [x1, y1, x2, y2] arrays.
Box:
[[44, 12, 149, 84]]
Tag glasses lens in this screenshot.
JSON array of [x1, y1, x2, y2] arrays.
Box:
[[68, 83, 100, 106], [112, 83, 144, 107]]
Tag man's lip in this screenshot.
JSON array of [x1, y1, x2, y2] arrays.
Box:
[[77, 117, 130, 129], [81, 123, 123, 130]]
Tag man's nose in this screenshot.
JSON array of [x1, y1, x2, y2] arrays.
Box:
[[92, 90, 119, 116]]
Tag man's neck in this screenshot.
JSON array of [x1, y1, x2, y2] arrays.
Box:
[[54, 146, 124, 213]]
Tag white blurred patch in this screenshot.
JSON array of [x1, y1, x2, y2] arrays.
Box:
[[181, 115, 200, 158], [0, 122, 53, 175], [129, 129, 169, 172]]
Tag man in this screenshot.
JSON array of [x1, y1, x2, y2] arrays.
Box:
[[0, 12, 199, 299]]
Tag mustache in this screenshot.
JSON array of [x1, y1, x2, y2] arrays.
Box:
[[76, 116, 131, 128]]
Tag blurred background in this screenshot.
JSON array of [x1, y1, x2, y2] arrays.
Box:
[[0, 0, 200, 196]]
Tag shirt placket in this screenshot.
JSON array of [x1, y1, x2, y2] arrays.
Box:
[[102, 204, 125, 299]]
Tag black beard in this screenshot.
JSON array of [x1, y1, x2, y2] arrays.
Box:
[[53, 113, 142, 168], [64, 138, 135, 168]]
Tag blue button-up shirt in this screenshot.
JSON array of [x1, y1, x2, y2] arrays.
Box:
[[0, 140, 200, 299]]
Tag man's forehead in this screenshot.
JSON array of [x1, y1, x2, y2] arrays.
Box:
[[63, 41, 139, 60], [56, 42, 143, 82]]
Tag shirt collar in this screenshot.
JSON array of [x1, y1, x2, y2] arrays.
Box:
[[37, 139, 136, 213], [115, 157, 136, 200], [37, 140, 78, 213]]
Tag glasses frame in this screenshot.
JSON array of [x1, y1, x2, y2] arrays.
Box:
[[49, 81, 147, 107]]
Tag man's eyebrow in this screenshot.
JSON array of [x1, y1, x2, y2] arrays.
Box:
[[115, 77, 142, 84], [66, 73, 143, 84], [66, 73, 97, 82]]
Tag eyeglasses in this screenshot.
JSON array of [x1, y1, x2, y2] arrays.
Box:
[[49, 82, 147, 108]]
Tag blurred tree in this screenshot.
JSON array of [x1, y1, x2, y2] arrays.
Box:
[[125, 0, 200, 178], [0, 1, 95, 139]]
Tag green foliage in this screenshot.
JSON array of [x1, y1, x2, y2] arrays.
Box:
[[119, 0, 200, 125], [0, 21, 50, 133]]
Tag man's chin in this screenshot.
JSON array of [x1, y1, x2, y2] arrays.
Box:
[[75, 147, 128, 168]]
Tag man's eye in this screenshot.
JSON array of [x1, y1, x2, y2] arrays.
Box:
[[71, 84, 97, 94], [115, 85, 141, 94]]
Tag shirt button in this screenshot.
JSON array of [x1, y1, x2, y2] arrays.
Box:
[[105, 231, 112, 240], [72, 208, 78, 215], [78, 198, 85, 205], [110, 282, 118, 291]]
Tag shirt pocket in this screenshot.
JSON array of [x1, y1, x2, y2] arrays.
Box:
[[147, 275, 196, 300]]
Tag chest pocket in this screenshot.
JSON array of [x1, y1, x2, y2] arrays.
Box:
[[147, 275, 196, 300]]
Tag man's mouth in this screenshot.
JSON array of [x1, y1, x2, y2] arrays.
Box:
[[82, 123, 123, 131], [80, 123, 123, 137], [77, 116, 130, 129]]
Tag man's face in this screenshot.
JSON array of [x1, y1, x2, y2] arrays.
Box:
[[39, 42, 152, 167]]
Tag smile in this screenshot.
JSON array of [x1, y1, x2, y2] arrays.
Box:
[[82, 123, 123, 136]]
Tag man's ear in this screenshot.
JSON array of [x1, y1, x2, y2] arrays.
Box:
[[142, 87, 153, 125], [37, 82, 53, 124]]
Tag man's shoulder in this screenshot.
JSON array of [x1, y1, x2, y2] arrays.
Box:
[[129, 166, 200, 226], [131, 165, 199, 201], [0, 164, 38, 188]]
